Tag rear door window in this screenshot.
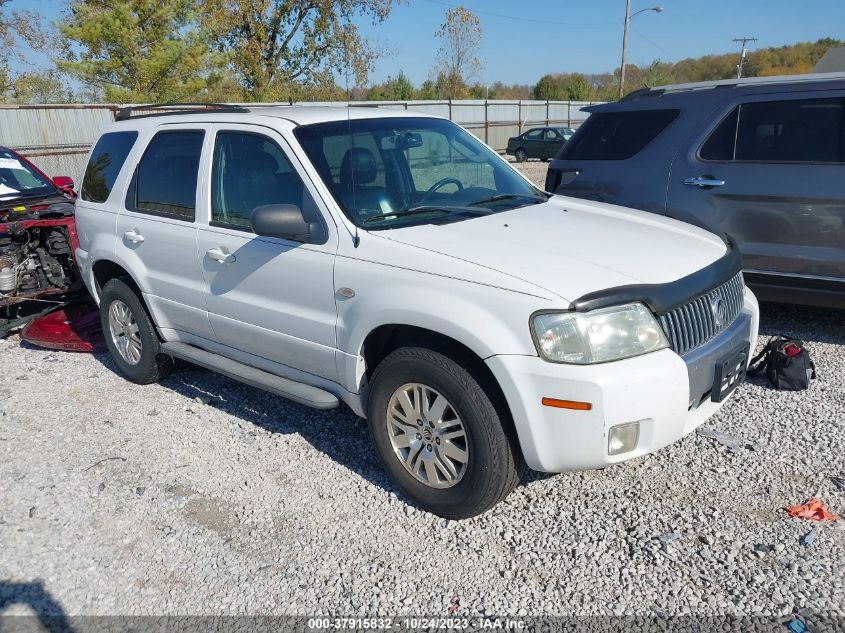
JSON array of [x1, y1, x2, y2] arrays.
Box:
[[560, 109, 679, 160], [700, 98, 845, 163], [127, 131, 204, 220], [81, 131, 138, 203], [735, 98, 844, 163]]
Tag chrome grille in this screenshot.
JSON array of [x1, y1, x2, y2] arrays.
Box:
[[658, 273, 744, 356]]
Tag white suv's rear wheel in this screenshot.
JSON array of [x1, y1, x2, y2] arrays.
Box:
[[99, 278, 173, 384], [367, 347, 523, 519]]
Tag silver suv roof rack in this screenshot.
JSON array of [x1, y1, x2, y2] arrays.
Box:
[[650, 71, 845, 94]]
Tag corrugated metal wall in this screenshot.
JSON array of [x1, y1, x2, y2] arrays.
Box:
[[0, 105, 117, 182], [0, 100, 603, 179]]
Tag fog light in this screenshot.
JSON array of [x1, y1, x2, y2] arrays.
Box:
[[608, 421, 640, 456]]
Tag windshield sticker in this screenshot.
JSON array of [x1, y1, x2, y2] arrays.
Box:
[[0, 184, 21, 196], [0, 158, 26, 171]]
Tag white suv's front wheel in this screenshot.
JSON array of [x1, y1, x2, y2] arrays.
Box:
[[367, 347, 523, 519]]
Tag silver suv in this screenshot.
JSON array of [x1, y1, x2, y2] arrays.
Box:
[[74, 105, 758, 518]]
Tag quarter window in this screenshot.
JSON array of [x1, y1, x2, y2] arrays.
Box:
[[81, 131, 138, 203], [560, 109, 679, 160], [700, 108, 739, 161], [129, 131, 203, 220]]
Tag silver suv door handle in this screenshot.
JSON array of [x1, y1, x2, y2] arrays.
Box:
[[206, 247, 236, 264], [684, 176, 726, 188], [123, 229, 145, 244]]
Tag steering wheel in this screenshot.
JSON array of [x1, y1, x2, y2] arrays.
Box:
[[419, 177, 463, 202]]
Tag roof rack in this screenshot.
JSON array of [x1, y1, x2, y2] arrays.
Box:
[[114, 103, 250, 121], [649, 71, 845, 95]]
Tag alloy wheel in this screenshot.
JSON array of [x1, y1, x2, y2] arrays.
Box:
[[108, 299, 142, 365], [386, 383, 469, 489]]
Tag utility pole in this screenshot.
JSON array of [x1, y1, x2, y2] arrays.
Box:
[[619, 3, 663, 99], [733, 37, 757, 79], [619, 0, 631, 100]]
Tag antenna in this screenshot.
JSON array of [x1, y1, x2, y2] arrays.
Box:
[[342, 31, 361, 248], [733, 37, 758, 79]]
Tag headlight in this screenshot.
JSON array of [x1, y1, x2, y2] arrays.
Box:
[[531, 303, 668, 364]]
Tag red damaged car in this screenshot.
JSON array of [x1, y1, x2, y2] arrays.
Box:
[[0, 147, 90, 341]]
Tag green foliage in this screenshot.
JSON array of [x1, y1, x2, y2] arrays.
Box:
[[536, 39, 843, 101], [59, 0, 211, 102], [199, 0, 398, 101], [632, 38, 843, 91], [534, 73, 591, 101], [487, 81, 532, 99], [11, 71, 71, 104], [415, 79, 438, 100], [367, 71, 414, 101]]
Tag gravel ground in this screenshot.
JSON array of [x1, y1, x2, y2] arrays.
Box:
[[505, 156, 550, 189], [0, 159, 843, 619]]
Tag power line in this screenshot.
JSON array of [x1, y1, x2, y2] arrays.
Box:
[[631, 26, 673, 57], [733, 36, 758, 78], [421, 0, 618, 27]]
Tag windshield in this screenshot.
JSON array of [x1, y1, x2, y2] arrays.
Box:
[[0, 149, 55, 199], [294, 117, 546, 229]]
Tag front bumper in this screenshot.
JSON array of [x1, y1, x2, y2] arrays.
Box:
[[486, 289, 759, 473]]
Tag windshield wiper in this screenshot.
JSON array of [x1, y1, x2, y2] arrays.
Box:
[[468, 192, 549, 207], [362, 205, 492, 225]]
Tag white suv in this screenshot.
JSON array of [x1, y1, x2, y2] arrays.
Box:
[[74, 105, 759, 518]]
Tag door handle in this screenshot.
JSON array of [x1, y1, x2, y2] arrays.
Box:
[[683, 176, 726, 188], [123, 229, 145, 244], [206, 247, 236, 264]]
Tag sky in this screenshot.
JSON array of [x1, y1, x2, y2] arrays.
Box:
[[11, 0, 845, 86]]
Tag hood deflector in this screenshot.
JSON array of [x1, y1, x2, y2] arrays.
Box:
[[570, 238, 742, 315]]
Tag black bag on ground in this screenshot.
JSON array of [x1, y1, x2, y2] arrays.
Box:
[[747, 335, 816, 390]]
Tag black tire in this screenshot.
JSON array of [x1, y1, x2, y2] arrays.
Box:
[[514, 147, 528, 163], [367, 347, 524, 519], [99, 278, 173, 384]]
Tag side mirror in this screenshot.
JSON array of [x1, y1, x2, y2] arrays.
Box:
[[53, 176, 75, 190], [250, 204, 314, 242]]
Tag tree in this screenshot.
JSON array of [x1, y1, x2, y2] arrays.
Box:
[[1, 0, 51, 58], [367, 71, 414, 101], [59, 0, 212, 103], [11, 71, 70, 103], [533, 73, 590, 101], [415, 79, 438, 100], [432, 6, 482, 100], [1, 0, 56, 101], [533, 74, 563, 100], [199, 0, 398, 101]]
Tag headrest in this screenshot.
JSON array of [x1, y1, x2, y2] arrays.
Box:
[[340, 148, 377, 187]]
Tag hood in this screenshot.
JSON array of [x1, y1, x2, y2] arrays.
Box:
[[375, 196, 727, 304], [0, 194, 74, 223]]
